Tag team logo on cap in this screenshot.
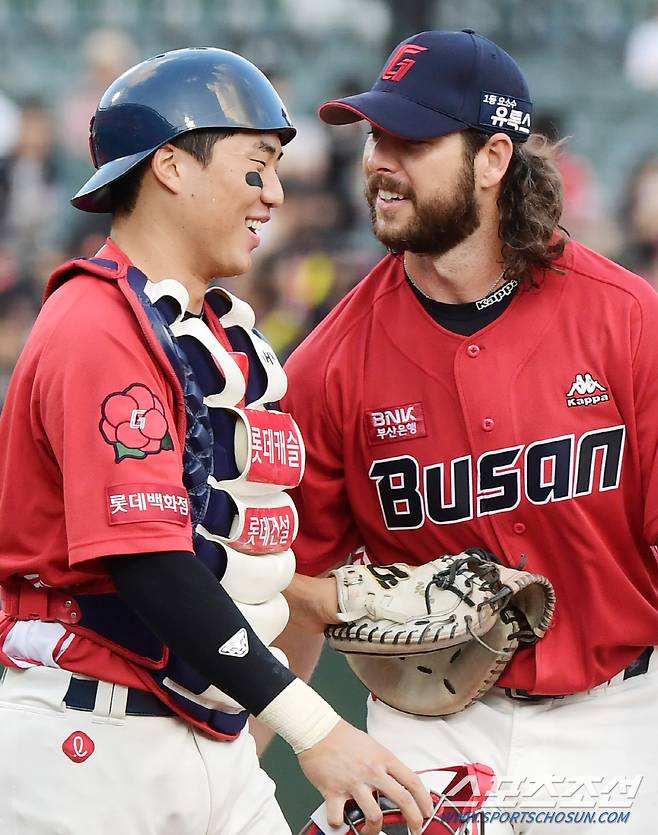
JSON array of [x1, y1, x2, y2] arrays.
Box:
[[381, 44, 428, 82]]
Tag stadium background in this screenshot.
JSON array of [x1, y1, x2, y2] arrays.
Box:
[[1, 0, 658, 829]]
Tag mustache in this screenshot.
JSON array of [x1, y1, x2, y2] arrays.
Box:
[[365, 174, 415, 204]]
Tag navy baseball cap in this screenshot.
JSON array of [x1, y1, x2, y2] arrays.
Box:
[[319, 29, 532, 142]]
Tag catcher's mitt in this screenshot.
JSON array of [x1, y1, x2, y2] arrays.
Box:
[[325, 548, 555, 716]]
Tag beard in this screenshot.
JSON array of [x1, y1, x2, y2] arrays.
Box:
[[365, 155, 481, 256]]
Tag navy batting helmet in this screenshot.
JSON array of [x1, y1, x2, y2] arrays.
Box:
[[71, 47, 296, 213]]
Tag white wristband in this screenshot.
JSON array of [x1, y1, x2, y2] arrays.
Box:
[[257, 678, 340, 755]]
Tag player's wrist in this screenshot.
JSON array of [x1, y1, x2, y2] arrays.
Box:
[[318, 575, 342, 624], [284, 573, 342, 630], [256, 678, 340, 754]]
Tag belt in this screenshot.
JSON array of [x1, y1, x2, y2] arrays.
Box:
[[504, 647, 655, 702], [64, 677, 175, 717]]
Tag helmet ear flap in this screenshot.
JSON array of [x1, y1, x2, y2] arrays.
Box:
[[88, 116, 98, 169]]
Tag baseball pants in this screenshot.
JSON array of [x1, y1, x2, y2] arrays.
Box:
[[367, 649, 658, 834], [0, 665, 291, 835]]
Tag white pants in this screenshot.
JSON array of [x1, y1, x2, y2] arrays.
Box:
[[0, 666, 291, 835], [368, 661, 658, 834]]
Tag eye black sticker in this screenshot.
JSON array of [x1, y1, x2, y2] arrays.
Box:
[[245, 171, 263, 188]]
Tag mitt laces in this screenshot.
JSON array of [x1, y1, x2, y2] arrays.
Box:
[[425, 555, 511, 615], [427, 555, 521, 657], [465, 607, 535, 655]]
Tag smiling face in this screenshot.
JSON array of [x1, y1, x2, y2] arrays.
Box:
[[176, 131, 284, 278], [363, 128, 481, 256]]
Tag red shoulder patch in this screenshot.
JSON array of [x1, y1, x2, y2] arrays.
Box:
[[99, 383, 174, 462]]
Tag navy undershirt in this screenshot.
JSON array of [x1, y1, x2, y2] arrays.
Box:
[[406, 275, 518, 336]]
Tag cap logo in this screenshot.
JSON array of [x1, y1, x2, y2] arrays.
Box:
[[381, 44, 428, 82]]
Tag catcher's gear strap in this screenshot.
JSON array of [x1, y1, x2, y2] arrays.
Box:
[[108, 550, 295, 716], [196, 533, 296, 605], [209, 406, 305, 495], [0, 581, 81, 624], [207, 286, 288, 408], [199, 490, 298, 555]]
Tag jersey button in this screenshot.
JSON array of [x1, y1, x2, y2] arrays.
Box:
[[467, 344, 480, 357], [513, 522, 526, 535], [481, 417, 495, 431]]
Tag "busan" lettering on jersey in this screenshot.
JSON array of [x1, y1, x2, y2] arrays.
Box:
[[368, 425, 626, 528]]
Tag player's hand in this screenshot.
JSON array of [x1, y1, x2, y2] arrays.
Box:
[[284, 574, 341, 634], [297, 719, 433, 835]]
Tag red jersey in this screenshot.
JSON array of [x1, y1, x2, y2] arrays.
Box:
[[0, 240, 193, 687], [283, 241, 658, 695]]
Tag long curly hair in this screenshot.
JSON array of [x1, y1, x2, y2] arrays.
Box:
[[463, 130, 567, 285]]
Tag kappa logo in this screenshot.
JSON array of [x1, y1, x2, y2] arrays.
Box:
[[381, 44, 428, 82], [218, 628, 249, 658], [566, 373, 609, 408]]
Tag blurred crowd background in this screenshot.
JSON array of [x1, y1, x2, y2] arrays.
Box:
[[3, 0, 658, 825], [4, 0, 658, 410]]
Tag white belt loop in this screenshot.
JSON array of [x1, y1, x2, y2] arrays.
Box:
[[109, 683, 129, 720], [91, 680, 114, 719]]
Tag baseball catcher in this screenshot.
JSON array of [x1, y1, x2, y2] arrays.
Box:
[[325, 549, 555, 716]]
